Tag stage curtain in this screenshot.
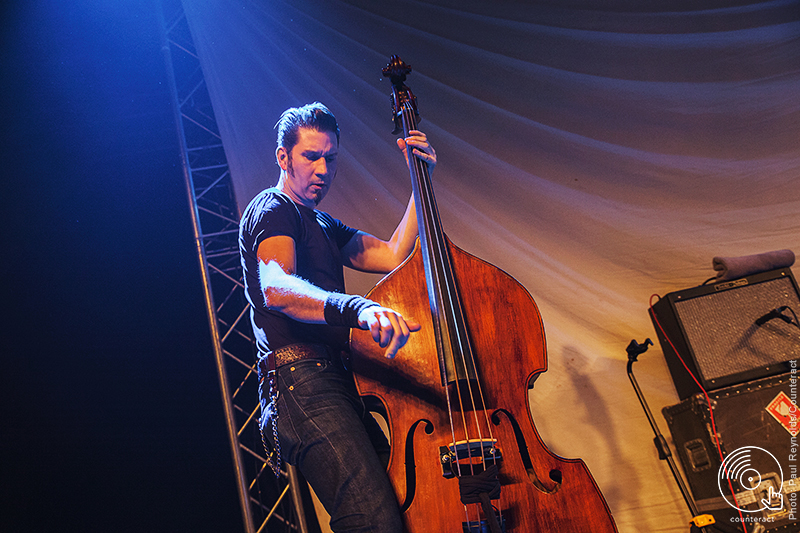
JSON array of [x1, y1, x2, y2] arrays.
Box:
[[182, 0, 800, 530]]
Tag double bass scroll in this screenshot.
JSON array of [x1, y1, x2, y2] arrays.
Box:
[[350, 55, 617, 533]]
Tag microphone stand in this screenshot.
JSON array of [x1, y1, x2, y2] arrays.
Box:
[[626, 339, 742, 533]]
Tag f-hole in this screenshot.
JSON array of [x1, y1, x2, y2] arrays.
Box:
[[492, 409, 561, 494]]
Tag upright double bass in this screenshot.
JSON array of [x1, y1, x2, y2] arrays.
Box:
[[350, 56, 617, 533]]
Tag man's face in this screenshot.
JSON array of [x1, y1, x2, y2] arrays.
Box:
[[277, 128, 338, 208]]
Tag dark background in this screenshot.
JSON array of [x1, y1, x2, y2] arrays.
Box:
[[1, 1, 243, 530]]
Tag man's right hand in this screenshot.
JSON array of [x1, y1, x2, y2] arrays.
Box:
[[358, 305, 421, 359]]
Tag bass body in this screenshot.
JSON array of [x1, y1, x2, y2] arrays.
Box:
[[351, 239, 617, 532]]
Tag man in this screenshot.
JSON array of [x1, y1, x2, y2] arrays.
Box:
[[239, 102, 436, 533]]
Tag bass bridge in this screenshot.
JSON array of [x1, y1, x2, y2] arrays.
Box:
[[439, 439, 502, 478]]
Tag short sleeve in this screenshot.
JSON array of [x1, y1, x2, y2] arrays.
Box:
[[239, 189, 303, 256]]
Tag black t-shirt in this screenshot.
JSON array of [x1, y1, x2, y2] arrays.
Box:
[[239, 188, 359, 355]]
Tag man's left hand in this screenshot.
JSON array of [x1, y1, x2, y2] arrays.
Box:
[[398, 129, 436, 173]]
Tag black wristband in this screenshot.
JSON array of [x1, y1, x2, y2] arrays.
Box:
[[324, 294, 379, 328]]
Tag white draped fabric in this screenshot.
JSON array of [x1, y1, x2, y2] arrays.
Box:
[[182, 0, 800, 530]]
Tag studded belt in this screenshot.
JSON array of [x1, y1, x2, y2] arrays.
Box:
[[258, 343, 334, 375], [275, 343, 334, 367]]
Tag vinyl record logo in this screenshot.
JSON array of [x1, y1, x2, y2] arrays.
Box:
[[718, 446, 783, 512]]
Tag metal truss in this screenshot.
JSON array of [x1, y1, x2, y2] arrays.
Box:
[[158, 1, 318, 531]]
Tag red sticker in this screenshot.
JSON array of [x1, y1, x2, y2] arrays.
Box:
[[766, 391, 799, 436]]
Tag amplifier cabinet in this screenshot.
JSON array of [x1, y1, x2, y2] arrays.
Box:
[[650, 268, 800, 400]]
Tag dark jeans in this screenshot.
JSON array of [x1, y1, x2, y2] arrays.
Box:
[[260, 357, 402, 533]]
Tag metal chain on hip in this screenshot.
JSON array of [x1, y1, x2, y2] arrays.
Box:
[[258, 368, 282, 477]]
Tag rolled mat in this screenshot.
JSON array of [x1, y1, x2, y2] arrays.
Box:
[[712, 249, 795, 282]]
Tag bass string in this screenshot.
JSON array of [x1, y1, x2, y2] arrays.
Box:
[[400, 101, 501, 523], [397, 101, 462, 480]]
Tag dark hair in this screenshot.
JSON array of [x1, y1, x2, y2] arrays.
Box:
[[275, 102, 340, 153]]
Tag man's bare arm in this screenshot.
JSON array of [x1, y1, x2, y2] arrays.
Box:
[[257, 236, 420, 357], [342, 130, 435, 274]]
